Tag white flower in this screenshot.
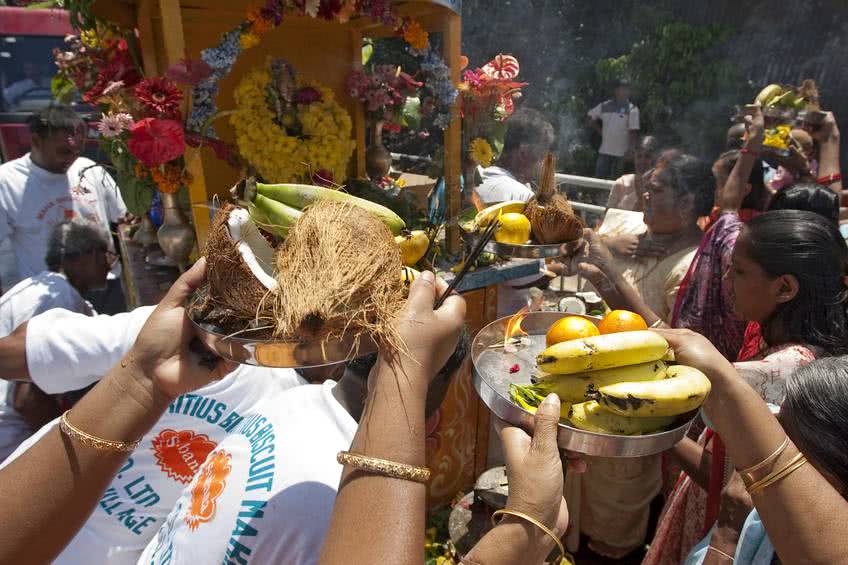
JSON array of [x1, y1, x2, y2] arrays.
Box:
[[304, 0, 320, 17], [97, 112, 135, 138]]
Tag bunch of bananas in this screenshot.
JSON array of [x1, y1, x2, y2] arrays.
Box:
[[754, 84, 809, 111], [510, 330, 711, 435]]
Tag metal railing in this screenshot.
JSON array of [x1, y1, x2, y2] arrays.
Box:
[[556, 173, 612, 224]]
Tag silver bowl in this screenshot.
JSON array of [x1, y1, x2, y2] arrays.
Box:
[[463, 231, 583, 259], [471, 311, 693, 457], [189, 316, 377, 369]]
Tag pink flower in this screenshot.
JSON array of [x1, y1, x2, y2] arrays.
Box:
[[97, 112, 135, 138], [101, 80, 125, 96], [128, 118, 185, 167], [165, 58, 213, 86], [294, 86, 322, 105]]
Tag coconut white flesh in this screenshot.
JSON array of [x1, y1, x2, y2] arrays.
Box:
[[227, 209, 278, 290]]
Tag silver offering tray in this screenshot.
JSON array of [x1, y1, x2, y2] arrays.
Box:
[[463, 230, 582, 259], [471, 311, 694, 457], [189, 313, 376, 369]]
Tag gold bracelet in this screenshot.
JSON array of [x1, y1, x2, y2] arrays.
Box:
[[739, 436, 790, 488], [707, 545, 735, 561], [59, 411, 141, 453], [491, 509, 565, 564], [747, 452, 808, 496], [650, 319, 665, 328], [336, 451, 431, 484]]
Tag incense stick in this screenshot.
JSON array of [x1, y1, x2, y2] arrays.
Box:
[[435, 220, 499, 309]]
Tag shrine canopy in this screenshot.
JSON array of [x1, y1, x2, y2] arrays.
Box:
[[91, 0, 463, 252]]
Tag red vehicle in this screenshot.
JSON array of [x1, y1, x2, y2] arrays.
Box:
[[0, 6, 90, 162]]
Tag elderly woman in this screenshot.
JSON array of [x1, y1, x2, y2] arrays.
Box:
[[560, 153, 715, 558], [606, 135, 660, 211], [0, 220, 113, 461]]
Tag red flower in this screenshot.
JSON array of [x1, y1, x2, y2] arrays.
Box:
[[185, 133, 235, 165], [311, 169, 335, 187], [294, 86, 322, 105], [165, 59, 213, 86], [128, 118, 185, 167], [135, 77, 183, 117], [83, 52, 142, 103], [382, 121, 402, 134]]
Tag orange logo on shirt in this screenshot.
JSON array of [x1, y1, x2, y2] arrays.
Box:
[[185, 450, 232, 531], [152, 429, 217, 484]]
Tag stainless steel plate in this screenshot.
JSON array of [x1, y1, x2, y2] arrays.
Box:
[[471, 311, 693, 457], [189, 316, 377, 369], [463, 231, 583, 259]]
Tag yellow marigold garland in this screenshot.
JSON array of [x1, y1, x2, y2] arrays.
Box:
[[230, 67, 356, 184]]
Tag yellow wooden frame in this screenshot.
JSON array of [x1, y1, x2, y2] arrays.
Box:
[[91, 0, 462, 253]]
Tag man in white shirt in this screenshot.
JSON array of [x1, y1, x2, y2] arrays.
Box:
[[588, 79, 640, 180], [474, 108, 555, 315], [137, 333, 469, 565], [0, 220, 112, 460], [0, 105, 129, 313], [0, 307, 306, 565]]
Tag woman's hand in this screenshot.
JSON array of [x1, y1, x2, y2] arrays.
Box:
[[385, 271, 466, 386], [650, 328, 736, 381], [717, 471, 753, 534], [568, 228, 617, 284], [126, 258, 236, 402], [811, 111, 840, 145], [744, 105, 765, 143], [500, 393, 570, 537]]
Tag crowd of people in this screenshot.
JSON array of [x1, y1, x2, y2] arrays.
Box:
[[0, 90, 844, 565]]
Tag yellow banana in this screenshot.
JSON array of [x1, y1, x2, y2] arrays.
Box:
[[530, 361, 669, 403], [395, 230, 429, 266], [594, 364, 711, 418], [567, 401, 675, 435], [754, 84, 784, 107], [473, 200, 527, 229], [400, 266, 419, 285], [536, 331, 670, 375]]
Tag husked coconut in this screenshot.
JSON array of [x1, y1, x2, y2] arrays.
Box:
[[525, 153, 583, 244], [272, 200, 405, 352], [189, 204, 278, 334]]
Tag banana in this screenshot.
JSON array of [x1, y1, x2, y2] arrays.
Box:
[[754, 84, 784, 107], [255, 182, 406, 235], [473, 200, 527, 229], [536, 331, 670, 375], [594, 364, 711, 418], [395, 230, 429, 266], [567, 401, 675, 435], [529, 361, 669, 403], [249, 194, 303, 238], [509, 384, 571, 419]]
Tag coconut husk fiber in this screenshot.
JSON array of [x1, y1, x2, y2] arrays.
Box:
[[272, 200, 405, 352], [189, 203, 276, 335], [526, 153, 584, 244]]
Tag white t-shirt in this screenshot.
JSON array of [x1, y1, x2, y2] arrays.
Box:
[[0, 271, 94, 460], [0, 154, 127, 288], [474, 166, 541, 315], [587, 100, 640, 157], [475, 166, 534, 205], [138, 380, 357, 565], [2, 306, 306, 565]]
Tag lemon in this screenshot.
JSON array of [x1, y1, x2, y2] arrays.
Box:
[[495, 213, 531, 245]]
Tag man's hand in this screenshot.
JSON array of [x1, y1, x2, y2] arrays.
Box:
[[126, 257, 236, 401], [605, 233, 667, 258], [811, 111, 840, 144]]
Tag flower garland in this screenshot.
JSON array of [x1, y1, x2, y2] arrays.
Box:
[[230, 64, 355, 184], [191, 0, 457, 135]]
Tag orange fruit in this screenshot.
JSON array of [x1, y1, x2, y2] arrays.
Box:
[[598, 310, 648, 334], [546, 316, 600, 346]]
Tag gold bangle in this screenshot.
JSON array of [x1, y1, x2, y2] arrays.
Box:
[[739, 436, 790, 488], [707, 545, 735, 561], [650, 319, 664, 328], [747, 452, 808, 496], [336, 451, 430, 484], [59, 411, 140, 453], [491, 509, 565, 564]]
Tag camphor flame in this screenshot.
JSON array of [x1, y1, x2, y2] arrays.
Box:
[[503, 306, 529, 349]]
